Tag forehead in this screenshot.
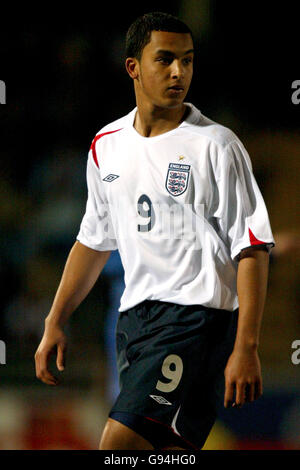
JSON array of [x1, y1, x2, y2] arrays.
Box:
[[144, 30, 194, 54]]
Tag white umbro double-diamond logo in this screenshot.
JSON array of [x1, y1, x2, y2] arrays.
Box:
[[103, 174, 119, 182], [149, 395, 172, 405]]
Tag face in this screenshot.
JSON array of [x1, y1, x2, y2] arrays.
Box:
[[127, 30, 194, 109]]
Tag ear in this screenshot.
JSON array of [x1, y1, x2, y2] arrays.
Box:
[[125, 57, 139, 79]]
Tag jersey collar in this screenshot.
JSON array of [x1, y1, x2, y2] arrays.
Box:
[[126, 103, 202, 140]]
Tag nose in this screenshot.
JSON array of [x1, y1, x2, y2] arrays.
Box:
[[170, 59, 184, 80]]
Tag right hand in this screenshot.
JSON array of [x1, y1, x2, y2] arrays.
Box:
[[35, 321, 67, 385]]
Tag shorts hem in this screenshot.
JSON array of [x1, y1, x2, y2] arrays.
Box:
[[109, 410, 201, 450]]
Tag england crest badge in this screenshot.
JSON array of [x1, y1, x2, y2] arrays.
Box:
[[165, 163, 191, 196]]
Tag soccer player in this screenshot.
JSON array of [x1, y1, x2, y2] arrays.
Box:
[[35, 12, 275, 450]]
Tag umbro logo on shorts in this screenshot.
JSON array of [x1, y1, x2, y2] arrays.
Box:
[[149, 395, 172, 405], [103, 174, 119, 182]]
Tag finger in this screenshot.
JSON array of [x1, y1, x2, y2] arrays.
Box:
[[41, 374, 58, 386], [224, 382, 235, 408], [56, 342, 67, 371], [35, 351, 58, 385], [40, 366, 58, 385], [235, 382, 246, 407], [39, 368, 58, 385]]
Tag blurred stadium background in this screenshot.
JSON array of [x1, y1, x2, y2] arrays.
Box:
[[0, 0, 299, 450]]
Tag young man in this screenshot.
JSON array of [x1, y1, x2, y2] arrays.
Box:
[[35, 12, 275, 450]]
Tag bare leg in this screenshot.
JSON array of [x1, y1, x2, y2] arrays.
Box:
[[99, 418, 154, 450], [161, 446, 187, 450]]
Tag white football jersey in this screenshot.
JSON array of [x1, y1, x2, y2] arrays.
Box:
[[77, 103, 275, 312]]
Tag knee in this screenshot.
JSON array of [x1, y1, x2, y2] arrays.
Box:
[[99, 418, 154, 450]]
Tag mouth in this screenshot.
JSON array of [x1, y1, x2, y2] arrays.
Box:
[[167, 85, 185, 95]]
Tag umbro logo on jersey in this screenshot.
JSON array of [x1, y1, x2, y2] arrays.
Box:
[[103, 174, 119, 182], [149, 395, 172, 405]]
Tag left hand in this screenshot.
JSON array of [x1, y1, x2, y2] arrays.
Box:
[[224, 347, 263, 408]]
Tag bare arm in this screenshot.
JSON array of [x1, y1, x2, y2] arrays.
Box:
[[35, 241, 111, 385], [224, 246, 269, 408]]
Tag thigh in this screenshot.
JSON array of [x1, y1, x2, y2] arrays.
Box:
[[99, 418, 154, 450]]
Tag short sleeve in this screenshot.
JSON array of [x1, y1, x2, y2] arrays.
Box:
[[212, 139, 275, 261], [76, 150, 118, 251]]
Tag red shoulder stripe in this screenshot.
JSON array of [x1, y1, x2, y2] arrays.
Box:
[[90, 128, 122, 168], [249, 228, 266, 245]]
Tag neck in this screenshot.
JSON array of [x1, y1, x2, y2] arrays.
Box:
[[134, 100, 187, 138]]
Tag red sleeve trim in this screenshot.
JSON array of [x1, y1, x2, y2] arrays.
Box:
[[249, 228, 266, 245], [90, 128, 122, 168]]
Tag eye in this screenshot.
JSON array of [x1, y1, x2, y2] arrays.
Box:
[[156, 57, 172, 65], [183, 57, 193, 65]]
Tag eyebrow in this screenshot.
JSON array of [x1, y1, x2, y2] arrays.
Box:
[[155, 49, 194, 56]]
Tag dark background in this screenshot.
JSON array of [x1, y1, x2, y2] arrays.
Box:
[[0, 0, 299, 450]]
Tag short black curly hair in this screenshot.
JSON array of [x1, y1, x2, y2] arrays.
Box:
[[125, 12, 193, 60]]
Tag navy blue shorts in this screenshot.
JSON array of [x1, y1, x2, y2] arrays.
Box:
[[109, 300, 238, 449]]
